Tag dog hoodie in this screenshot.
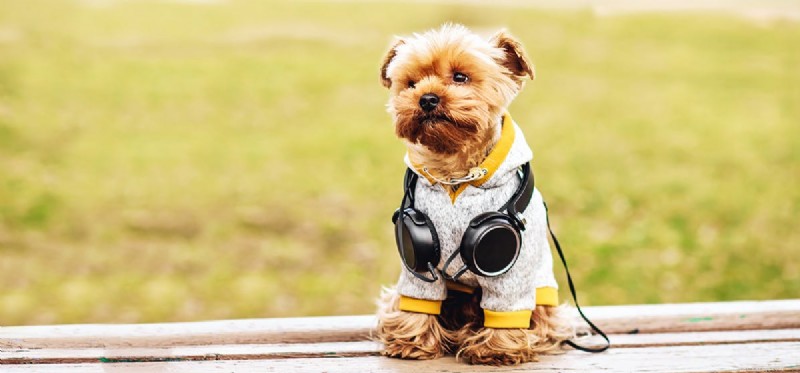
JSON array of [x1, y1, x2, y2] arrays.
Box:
[[395, 112, 559, 329]]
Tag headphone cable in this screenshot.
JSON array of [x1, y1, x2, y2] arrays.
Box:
[[544, 201, 611, 353]]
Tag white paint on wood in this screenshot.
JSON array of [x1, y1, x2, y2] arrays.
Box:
[[2, 299, 798, 349], [585, 299, 800, 333], [0, 315, 375, 348], [606, 327, 800, 347], [585, 299, 800, 318], [2, 329, 799, 364], [0, 341, 383, 363], [2, 342, 800, 373]]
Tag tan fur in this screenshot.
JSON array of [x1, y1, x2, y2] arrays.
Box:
[[489, 30, 536, 85], [380, 38, 405, 88], [440, 287, 574, 365], [374, 287, 455, 360], [456, 305, 575, 365], [375, 287, 575, 365], [377, 24, 573, 365], [380, 24, 530, 181]]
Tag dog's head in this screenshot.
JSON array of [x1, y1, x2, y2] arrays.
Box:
[[380, 24, 534, 155]]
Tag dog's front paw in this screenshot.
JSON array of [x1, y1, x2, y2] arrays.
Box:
[[375, 288, 453, 359], [376, 310, 452, 360], [457, 328, 538, 365]]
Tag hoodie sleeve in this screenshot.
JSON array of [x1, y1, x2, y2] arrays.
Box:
[[474, 188, 559, 328], [395, 267, 448, 314]]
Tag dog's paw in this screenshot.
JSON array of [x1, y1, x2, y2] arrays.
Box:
[[456, 327, 538, 365], [377, 311, 452, 360]]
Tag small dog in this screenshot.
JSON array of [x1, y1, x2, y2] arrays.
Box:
[[375, 24, 576, 365]]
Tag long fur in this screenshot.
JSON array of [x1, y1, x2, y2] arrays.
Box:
[[376, 287, 576, 365], [377, 24, 570, 366], [456, 305, 575, 365], [381, 24, 527, 182], [374, 287, 455, 360]]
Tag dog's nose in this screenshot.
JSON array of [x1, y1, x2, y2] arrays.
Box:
[[419, 93, 440, 112]]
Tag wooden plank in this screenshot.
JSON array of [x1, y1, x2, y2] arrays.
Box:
[[3, 329, 798, 365], [0, 315, 374, 349], [2, 342, 800, 373], [588, 299, 800, 334], [0, 341, 382, 364], [2, 299, 798, 349], [606, 327, 800, 347]]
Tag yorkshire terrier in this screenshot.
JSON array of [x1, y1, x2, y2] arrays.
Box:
[[375, 24, 576, 365]]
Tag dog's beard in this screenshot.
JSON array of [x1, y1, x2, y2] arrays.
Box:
[[394, 101, 490, 155], [396, 113, 478, 154]]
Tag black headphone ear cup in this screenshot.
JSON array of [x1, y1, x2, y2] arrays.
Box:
[[395, 208, 440, 273], [460, 212, 521, 277]]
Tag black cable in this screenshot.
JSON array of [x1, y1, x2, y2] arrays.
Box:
[[544, 202, 611, 353]]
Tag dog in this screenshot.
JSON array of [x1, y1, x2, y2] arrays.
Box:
[[375, 24, 576, 365]]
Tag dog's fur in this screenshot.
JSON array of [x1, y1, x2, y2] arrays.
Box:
[[376, 24, 575, 365], [381, 24, 533, 184]]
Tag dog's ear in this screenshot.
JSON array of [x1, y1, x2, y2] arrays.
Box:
[[490, 30, 535, 82], [380, 38, 405, 88]]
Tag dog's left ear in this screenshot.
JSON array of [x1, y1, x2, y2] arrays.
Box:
[[380, 38, 405, 88], [490, 30, 535, 82]]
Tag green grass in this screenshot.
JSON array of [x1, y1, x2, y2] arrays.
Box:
[[0, 0, 798, 325]]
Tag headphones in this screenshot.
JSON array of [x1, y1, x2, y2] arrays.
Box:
[[392, 162, 534, 282], [391, 163, 612, 353]]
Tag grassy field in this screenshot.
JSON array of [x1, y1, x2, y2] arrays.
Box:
[[0, 0, 798, 325]]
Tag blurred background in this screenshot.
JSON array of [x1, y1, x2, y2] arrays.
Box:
[[0, 0, 798, 326]]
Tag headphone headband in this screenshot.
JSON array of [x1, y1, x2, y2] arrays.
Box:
[[502, 162, 534, 219]]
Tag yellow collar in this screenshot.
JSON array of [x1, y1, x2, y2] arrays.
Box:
[[412, 112, 516, 203]]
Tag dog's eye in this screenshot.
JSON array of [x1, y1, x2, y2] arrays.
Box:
[[453, 72, 469, 83], [408, 80, 416, 88]]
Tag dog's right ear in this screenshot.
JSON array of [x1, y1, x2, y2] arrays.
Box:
[[380, 38, 405, 88]]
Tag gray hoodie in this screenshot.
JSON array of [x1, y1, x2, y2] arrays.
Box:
[[395, 113, 559, 328]]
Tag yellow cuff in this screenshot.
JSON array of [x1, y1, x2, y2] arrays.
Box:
[[536, 287, 559, 306], [398, 296, 442, 315], [482, 287, 558, 328], [484, 309, 532, 328]]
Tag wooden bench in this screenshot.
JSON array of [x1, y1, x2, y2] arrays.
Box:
[[2, 299, 799, 372]]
